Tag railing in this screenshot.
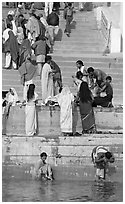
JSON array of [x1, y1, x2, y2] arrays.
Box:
[[101, 11, 109, 41], [101, 10, 112, 54]]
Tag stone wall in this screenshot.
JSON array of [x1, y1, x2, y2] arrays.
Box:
[[3, 105, 123, 136]]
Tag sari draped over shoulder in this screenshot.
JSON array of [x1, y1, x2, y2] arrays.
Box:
[[53, 86, 74, 133], [79, 101, 95, 132], [25, 92, 38, 136], [79, 81, 96, 133], [26, 16, 40, 40], [41, 63, 54, 103]]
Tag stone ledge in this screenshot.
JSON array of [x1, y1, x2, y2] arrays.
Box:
[[2, 105, 123, 136], [2, 134, 123, 165]]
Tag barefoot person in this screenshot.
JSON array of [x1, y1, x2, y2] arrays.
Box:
[[91, 145, 115, 180], [78, 81, 96, 134], [25, 84, 38, 136]]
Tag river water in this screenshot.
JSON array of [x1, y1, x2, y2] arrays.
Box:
[[2, 165, 123, 202]]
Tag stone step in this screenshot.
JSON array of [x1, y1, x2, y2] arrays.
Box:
[[53, 50, 103, 54], [2, 135, 123, 158], [53, 47, 104, 52], [52, 55, 123, 63], [3, 105, 123, 135], [2, 134, 123, 170], [56, 61, 123, 69], [60, 33, 103, 39], [54, 40, 105, 45], [2, 73, 123, 84]]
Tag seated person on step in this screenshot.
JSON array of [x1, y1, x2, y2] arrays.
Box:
[[91, 145, 115, 181], [87, 67, 107, 97], [92, 76, 113, 107]]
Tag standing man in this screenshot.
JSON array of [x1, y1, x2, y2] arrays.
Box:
[[47, 9, 59, 52], [63, 2, 73, 37]]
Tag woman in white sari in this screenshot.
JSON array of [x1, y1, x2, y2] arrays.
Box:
[[25, 84, 38, 136], [6, 88, 19, 106], [46, 86, 74, 135], [41, 56, 54, 104], [3, 88, 19, 118]]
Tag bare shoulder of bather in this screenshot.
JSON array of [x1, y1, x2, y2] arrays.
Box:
[[95, 153, 106, 163]]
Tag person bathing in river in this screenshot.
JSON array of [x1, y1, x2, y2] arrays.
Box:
[[91, 145, 115, 181], [33, 152, 53, 180]]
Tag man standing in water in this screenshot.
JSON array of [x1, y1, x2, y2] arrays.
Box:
[[33, 152, 53, 180], [91, 146, 115, 181]]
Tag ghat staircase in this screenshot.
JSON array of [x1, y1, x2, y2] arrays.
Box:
[[2, 8, 123, 171], [2, 9, 123, 105]]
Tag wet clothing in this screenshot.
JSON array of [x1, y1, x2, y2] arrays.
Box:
[[34, 159, 53, 180], [92, 146, 115, 179]]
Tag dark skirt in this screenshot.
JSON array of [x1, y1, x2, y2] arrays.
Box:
[[79, 100, 95, 132]]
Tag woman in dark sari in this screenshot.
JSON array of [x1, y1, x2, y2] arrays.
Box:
[[79, 81, 96, 134]]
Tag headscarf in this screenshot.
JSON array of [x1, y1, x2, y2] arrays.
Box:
[[6, 88, 19, 106], [79, 81, 92, 103], [60, 86, 71, 96]]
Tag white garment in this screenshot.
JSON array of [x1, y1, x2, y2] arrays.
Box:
[[25, 92, 38, 136], [40, 17, 48, 28], [11, 20, 17, 36], [5, 52, 17, 69], [92, 146, 108, 163], [57, 87, 74, 132], [6, 88, 19, 106], [48, 86, 74, 133], [2, 28, 11, 42], [41, 63, 54, 103], [45, 2, 53, 17]]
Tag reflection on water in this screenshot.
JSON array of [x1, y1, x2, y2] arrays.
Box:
[[2, 176, 123, 202]]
